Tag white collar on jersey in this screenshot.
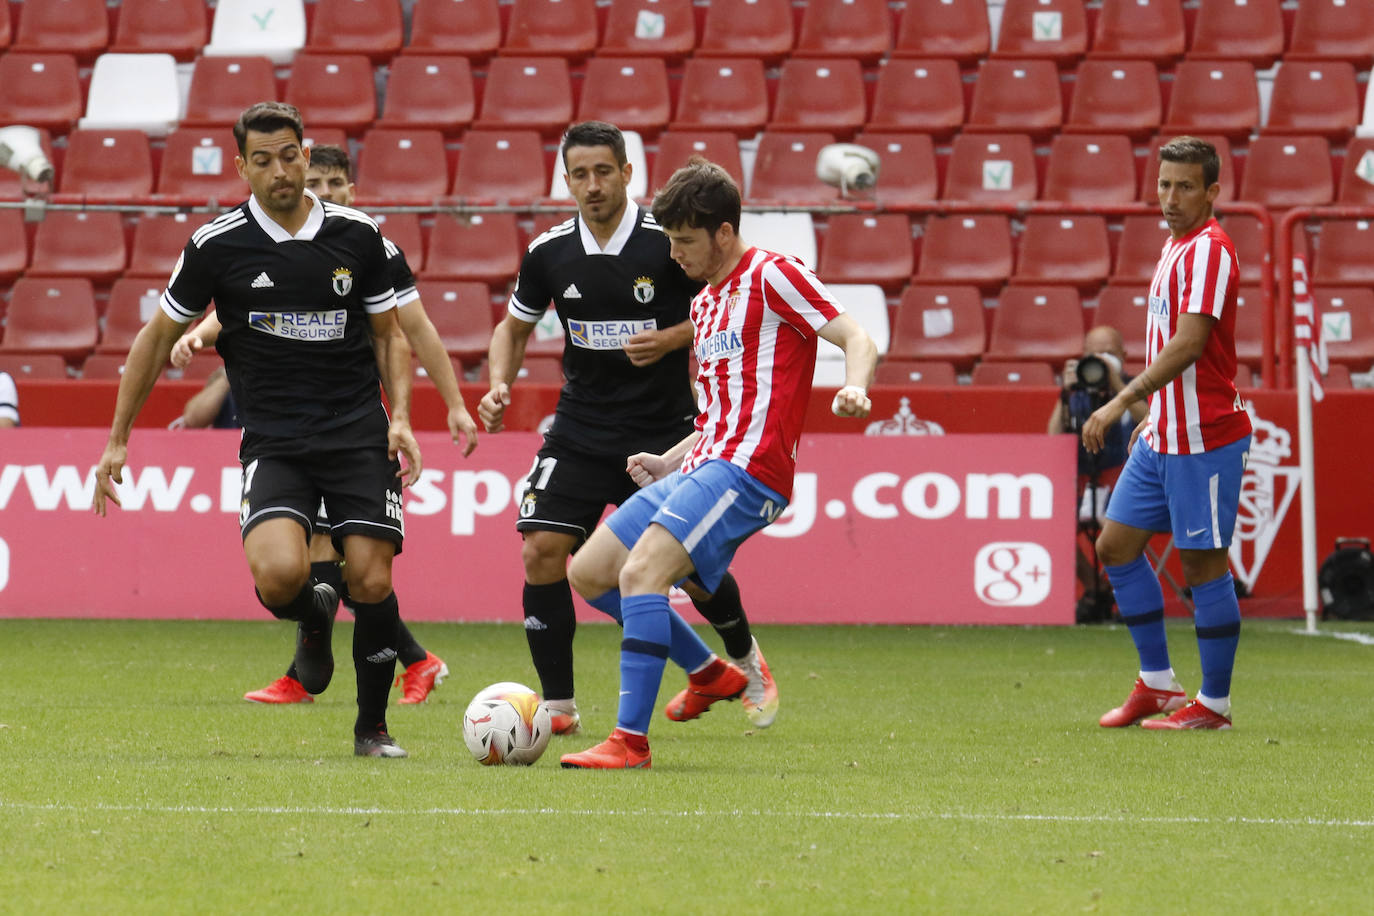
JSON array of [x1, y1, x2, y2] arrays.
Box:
[[578, 199, 639, 256], [248, 187, 325, 243]]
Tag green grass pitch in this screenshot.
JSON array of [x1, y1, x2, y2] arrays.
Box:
[[1, 618, 1371, 913]]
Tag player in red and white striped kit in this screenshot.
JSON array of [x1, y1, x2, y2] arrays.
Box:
[[1083, 136, 1253, 731]]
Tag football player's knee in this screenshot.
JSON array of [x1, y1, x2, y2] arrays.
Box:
[[249, 559, 309, 607], [521, 536, 571, 581], [344, 564, 393, 604]]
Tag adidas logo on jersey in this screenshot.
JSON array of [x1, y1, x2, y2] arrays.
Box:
[[251, 272, 274, 289], [562, 284, 582, 299]]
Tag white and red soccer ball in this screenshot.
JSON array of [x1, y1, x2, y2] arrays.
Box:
[[461, 682, 552, 766]]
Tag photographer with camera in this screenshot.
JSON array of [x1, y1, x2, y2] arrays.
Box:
[[1048, 325, 1147, 621]]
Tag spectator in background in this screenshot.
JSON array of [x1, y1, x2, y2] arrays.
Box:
[[177, 367, 238, 429], [1047, 325, 1147, 622], [0, 371, 18, 427]]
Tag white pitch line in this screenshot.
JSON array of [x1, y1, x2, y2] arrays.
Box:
[[1291, 627, 1374, 646], [3, 800, 1372, 828]]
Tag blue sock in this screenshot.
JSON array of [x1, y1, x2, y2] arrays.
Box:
[[1191, 573, 1241, 699], [588, 588, 712, 673], [587, 588, 623, 623], [617, 594, 671, 734], [1105, 555, 1170, 673]]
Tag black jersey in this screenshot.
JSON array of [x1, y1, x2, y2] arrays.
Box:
[[385, 236, 419, 308], [161, 191, 397, 445], [509, 202, 701, 456]]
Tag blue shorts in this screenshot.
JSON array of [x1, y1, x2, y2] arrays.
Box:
[[605, 459, 786, 593], [1105, 435, 1251, 550]]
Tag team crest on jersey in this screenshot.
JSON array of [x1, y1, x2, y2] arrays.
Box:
[[633, 276, 656, 303], [725, 292, 741, 315], [331, 268, 353, 296], [248, 310, 347, 341]]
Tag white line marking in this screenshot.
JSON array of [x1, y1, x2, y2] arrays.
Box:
[[1291, 628, 1374, 646], [3, 800, 1372, 827]]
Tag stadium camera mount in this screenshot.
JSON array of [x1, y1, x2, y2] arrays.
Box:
[[816, 143, 881, 196]]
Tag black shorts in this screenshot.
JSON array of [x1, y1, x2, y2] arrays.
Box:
[[239, 446, 404, 555], [514, 441, 642, 544]]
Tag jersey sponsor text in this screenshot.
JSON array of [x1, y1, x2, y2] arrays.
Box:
[[247, 309, 347, 341]]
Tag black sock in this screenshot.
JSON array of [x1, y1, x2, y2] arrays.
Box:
[[523, 580, 577, 701], [257, 581, 320, 623], [311, 559, 344, 597], [395, 620, 426, 668], [351, 591, 400, 736], [691, 573, 753, 659]]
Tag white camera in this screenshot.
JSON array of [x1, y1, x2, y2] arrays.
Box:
[[0, 125, 55, 184], [816, 143, 880, 193]]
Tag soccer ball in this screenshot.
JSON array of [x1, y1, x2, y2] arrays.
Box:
[[462, 682, 552, 766]]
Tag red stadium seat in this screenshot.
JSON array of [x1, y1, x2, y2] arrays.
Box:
[[651, 132, 745, 193], [0, 278, 98, 362], [577, 57, 672, 137], [600, 0, 697, 60], [1012, 215, 1111, 291], [175, 350, 226, 380], [78, 353, 132, 379], [1094, 285, 1152, 362], [111, 0, 209, 60], [1188, 0, 1283, 68], [127, 213, 200, 278], [1218, 215, 1267, 286], [965, 59, 1063, 139], [1312, 287, 1374, 369], [915, 214, 1013, 293], [697, 0, 793, 61], [818, 214, 913, 292], [354, 128, 450, 206], [1232, 285, 1266, 368], [972, 360, 1055, 386], [1111, 216, 1170, 285], [424, 212, 522, 284], [942, 134, 1037, 204], [473, 57, 573, 135], [414, 279, 496, 362], [893, 0, 989, 66], [986, 285, 1084, 364], [0, 7, 9, 49], [1042, 134, 1137, 205], [889, 285, 986, 370], [157, 130, 247, 202], [0, 53, 83, 133], [1289, 0, 1374, 66], [374, 212, 425, 273], [27, 212, 126, 282], [1264, 61, 1360, 140], [769, 59, 866, 138], [749, 132, 837, 206], [99, 278, 166, 354], [795, 0, 891, 63], [1064, 60, 1162, 141], [0, 210, 28, 283], [992, 0, 1088, 66], [1140, 134, 1234, 203], [867, 58, 964, 139], [13, 0, 107, 61], [306, 0, 404, 61], [503, 0, 598, 59], [1338, 138, 1374, 205], [873, 359, 957, 386], [852, 131, 938, 208], [285, 54, 377, 134], [1313, 219, 1374, 287], [1238, 136, 1334, 209], [57, 129, 154, 199], [1160, 61, 1260, 142], [182, 56, 278, 128], [671, 58, 770, 137], [0, 354, 70, 380], [303, 128, 350, 151], [1089, 0, 1185, 64], [377, 54, 475, 134], [0, 128, 52, 201], [407, 0, 501, 60], [451, 130, 547, 204], [1318, 362, 1353, 389]]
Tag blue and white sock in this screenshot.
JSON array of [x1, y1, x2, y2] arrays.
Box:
[[1191, 572, 1241, 714], [587, 588, 712, 673], [616, 594, 671, 734], [1105, 554, 1172, 679]]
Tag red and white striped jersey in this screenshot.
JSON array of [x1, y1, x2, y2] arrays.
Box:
[[1143, 217, 1252, 454], [682, 247, 844, 499]]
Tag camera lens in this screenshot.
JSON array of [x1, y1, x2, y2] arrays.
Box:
[[1076, 355, 1107, 388]]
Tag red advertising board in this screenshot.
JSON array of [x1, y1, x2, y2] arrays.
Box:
[[0, 429, 1078, 624]]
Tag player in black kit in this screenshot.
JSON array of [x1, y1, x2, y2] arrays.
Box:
[[478, 121, 778, 735], [92, 102, 419, 758]]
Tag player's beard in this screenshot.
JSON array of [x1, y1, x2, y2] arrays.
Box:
[[262, 179, 305, 213]]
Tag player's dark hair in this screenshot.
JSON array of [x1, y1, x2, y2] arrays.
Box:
[[307, 144, 352, 180], [561, 121, 627, 169], [233, 101, 304, 156], [1158, 136, 1220, 188], [651, 156, 742, 237]]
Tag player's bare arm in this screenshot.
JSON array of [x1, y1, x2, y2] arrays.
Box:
[[179, 368, 231, 429], [818, 313, 877, 418], [478, 314, 536, 433], [93, 310, 187, 515], [395, 298, 479, 456], [626, 431, 700, 487], [1082, 313, 1215, 454], [170, 311, 223, 369], [369, 309, 422, 486], [623, 318, 693, 368]]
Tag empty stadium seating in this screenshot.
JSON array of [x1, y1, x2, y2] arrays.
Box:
[[0, 278, 99, 362], [1313, 220, 1374, 286], [127, 213, 199, 278], [80, 52, 181, 135], [58, 129, 155, 199], [1064, 60, 1162, 141], [157, 130, 247, 201], [992, 0, 1087, 66], [285, 54, 378, 134], [354, 128, 450, 205], [374, 212, 426, 273], [1264, 61, 1361, 139], [599, 0, 697, 60], [1090, 0, 1185, 64], [576, 57, 672, 137], [942, 134, 1038, 204], [965, 59, 1063, 139], [0, 355, 70, 380], [873, 360, 957, 386], [1094, 285, 1152, 362], [1312, 287, 1374, 370], [817, 214, 913, 292], [1338, 139, 1374, 205], [0, 53, 83, 133], [99, 278, 166, 354], [851, 132, 939, 208], [985, 286, 1084, 365], [27, 212, 127, 282], [0, 210, 28, 283], [1233, 285, 1266, 368], [182, 56, 279, 128], [972, 361, 1055, 386], [769, 59, 867, 138], [407, 0, 501, 59], [1111, 217, 1170, 285], [1238, 136, 1335, 209], [377, 55, 475, 134], [697, 0, 794, 61], [1042, 135, 1137, 205], [749, 132, 837, 205], [651, 132, 746, 192], [474, 57, 574, 135], [451, 130, 547, 203], [671, 58, 770, 136], [1288, 0, 1374, 66], [306, 0, 404, 62], [503, 0, 599, 59], [915, 214, 1014, 292], [893, 0, 989, 66], [868, 58, 965, 138], [12, 0, 107, 61], [414, 280, 497, 363], [110, 0, 208, 60], [794, 0, 892, 64], [425, 213, 522, 284], [1011, 215, 1111, 290], [1188, 0, 1284, 68], [1160, 61, 1260, 141], [888, 285, 986, 370], [203, 0, 306, 64]]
